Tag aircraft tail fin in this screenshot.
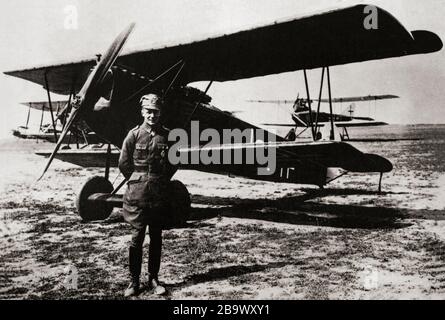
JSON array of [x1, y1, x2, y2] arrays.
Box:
[[341, 103, 356, 117]]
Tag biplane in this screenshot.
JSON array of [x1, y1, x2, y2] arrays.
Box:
[[12, 100, 66, 142], [4, 4, 442, 223], [249, 94, 399, 141], [12, 100, 100, 145]]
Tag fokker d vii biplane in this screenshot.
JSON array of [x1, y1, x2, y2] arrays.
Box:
[[249, 94, 399, 141], [4, 5, 442, 223]]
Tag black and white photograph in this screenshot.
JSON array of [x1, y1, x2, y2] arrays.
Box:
[[1, 0, 445, 305]]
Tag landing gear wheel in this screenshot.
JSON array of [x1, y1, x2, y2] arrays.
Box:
[[76, 176, 114, 222], [165, 180, 191, 227]]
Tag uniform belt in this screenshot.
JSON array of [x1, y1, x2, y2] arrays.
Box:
[[134, 165, 161, 174]]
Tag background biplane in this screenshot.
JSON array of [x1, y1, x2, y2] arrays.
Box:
[[4, 4, 442, 223], [249, 94, 399, 141], [12, 100, 100, 145], [12, 100, 66, 142]]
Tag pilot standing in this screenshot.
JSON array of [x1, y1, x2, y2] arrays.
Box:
[[118, 93, 174, 297]]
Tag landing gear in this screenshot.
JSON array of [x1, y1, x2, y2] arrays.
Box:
[[75, 177, 191, 226], [76, 176, 114, 222], [340, 127, 350, 141]]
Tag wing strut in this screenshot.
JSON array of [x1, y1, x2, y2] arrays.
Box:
[[183, 79, 214, 127], [25, 104, 31, 128], [122, 59, 184, 103], [58, 76, 78, 149], [303, 69, 316, 140], [314, 67, 325, 135], [163, 61, 185, 98], [81, 129, 89, 145], [326, 67, 335, 140], [62, 75, 78, 131], [303, 67, 335, 141], [44, 71, 58, 142], [39, 104, 44, 133]]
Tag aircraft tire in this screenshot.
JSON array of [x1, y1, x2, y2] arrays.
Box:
[[164, 180, 191, 228], [76, 176, 114, 222]]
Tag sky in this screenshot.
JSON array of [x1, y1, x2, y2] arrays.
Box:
[[0, 0, 444, 139]]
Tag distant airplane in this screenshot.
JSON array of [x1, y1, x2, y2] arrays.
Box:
[[12, 100, 101, 145], [249, 94, 399, 141]]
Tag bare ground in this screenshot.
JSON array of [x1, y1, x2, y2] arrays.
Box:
[[1, 137, 445, 300]]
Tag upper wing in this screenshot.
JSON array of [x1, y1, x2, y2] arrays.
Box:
[[4, 4, 442, 95], [319, 95, 400, 103], [20, 100, 68, 111], [262, 120, 387, 128], [248, 95, 400, 104]]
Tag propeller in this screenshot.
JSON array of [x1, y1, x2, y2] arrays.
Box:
[[291, 93, 300, 109], [38, 23, 135, 181]]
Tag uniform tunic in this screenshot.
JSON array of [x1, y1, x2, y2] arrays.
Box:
[[119, 123, 174, 229]]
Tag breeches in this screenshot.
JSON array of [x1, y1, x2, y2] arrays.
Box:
[[129, 224, 162, 279]]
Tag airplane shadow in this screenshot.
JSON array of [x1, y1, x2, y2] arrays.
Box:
[[99, 188, 417, 230], [163, 261, 298, 295], [188, 188, 412, 230]]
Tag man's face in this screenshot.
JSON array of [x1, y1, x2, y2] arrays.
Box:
[[142, 108, 161, 126]]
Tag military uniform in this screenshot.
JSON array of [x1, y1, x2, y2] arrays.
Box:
[[119, 121, 174, 291]]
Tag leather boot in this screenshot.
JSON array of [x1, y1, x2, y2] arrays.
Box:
[[148, 276, 166, 295], [124, 278, 140, 297], [125, 246, 142, 297]]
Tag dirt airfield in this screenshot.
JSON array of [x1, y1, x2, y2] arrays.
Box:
[[1, 127, 445, 300]]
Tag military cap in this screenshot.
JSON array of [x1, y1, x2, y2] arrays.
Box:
[[140, 93, 162, 110]]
